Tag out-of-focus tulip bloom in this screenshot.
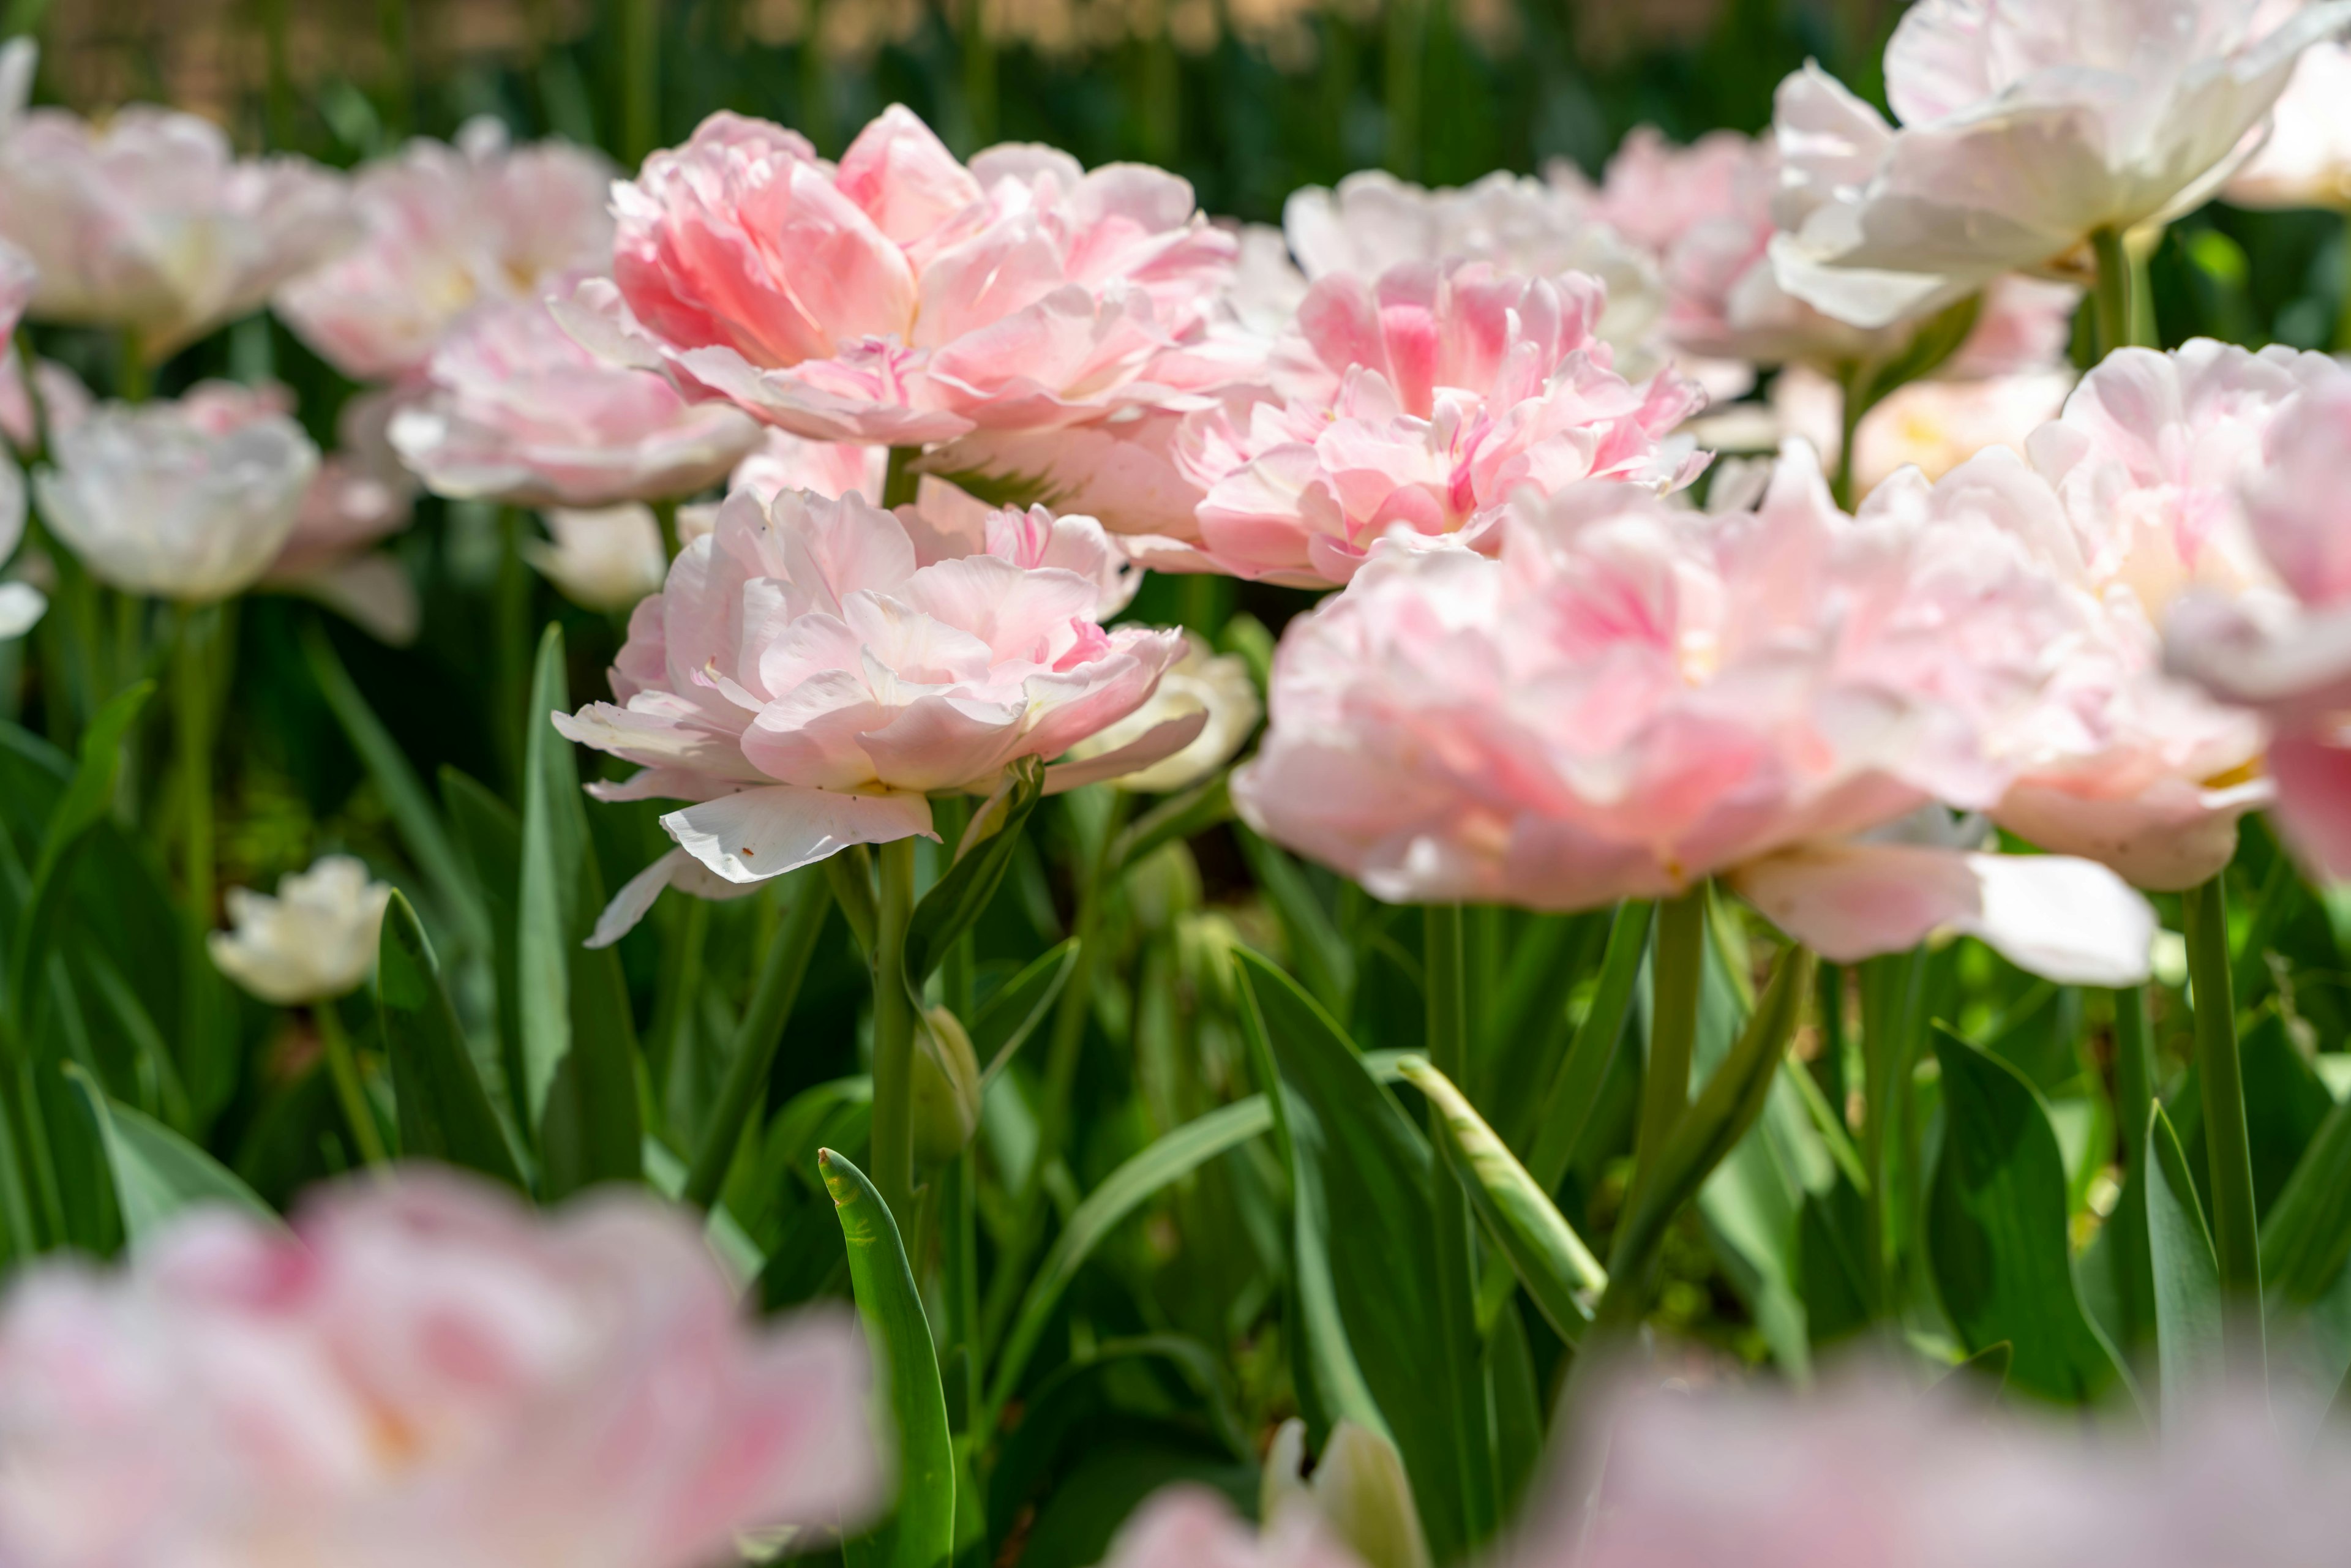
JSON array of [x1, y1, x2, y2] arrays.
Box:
[[1987, 340, 2333, 888], [525, 504, 670, 613], [557, 487, 1194, 942], [588, 107, 1237, 445], [1769, 362, 2075, 497], [1161, 261, 1706, 586], [1099, 1488, 1367, 1568], [32, 386, 318, 602], [390, 291, 762, 508], [0, 1169, 882, 1568], [275, 119, 613, 382], [2226, 40, 2351, 209], [206, 855, 393, 1006], [0, 52, 351, 359], [1067, 632, 1261, 793], [1565, 126, 1756, 260], [1234, 445, 2153, 983], [1769, 0, 2350, 329], [2169, 375, 2351, 877], [731, 428, 890, 504]]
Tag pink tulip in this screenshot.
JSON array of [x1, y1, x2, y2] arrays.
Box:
[[2168, 372, 2351, 877], [276, 119, 615, 383], [591, 107, 1237, 445], [1162, 260, 1706, 586], [730, 428, 890, 505], [1099, 1488, 1367, 1568], [0, 1170, 882, 1568], [389, 289, 763, 508], [0, 54, 351, 358], [1572, 126, 1756, 261], [557, 485, 1192, 943], [1232, 444, 2152, 982]]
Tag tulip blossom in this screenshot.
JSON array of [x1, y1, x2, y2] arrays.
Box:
[[275, 118, 614, 382], [1159, 260, 1705, 586], [525, 504, 670, 613], [2225, 40, 2351, 210], [0, 48, 351, 359], [1232, 445, 2153, 983], [207, 855, 394, 1006], [389, 291, 763, 508], [1769, 0, 2351, 329], [32, 385, 318, 602], [2168, 376, 2351, 877], [591, 106, 1237, 445], [1065, 632, 1261, 793], [732, 427, 890, 505], [557, 486, 1194, 942], [1984, 340, 2334, 888], [0, 1170, 882, 1568]]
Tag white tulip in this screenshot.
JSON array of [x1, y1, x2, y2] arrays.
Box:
[[207, 856, 392, 1007], [1067, 634, 1261, 795], [521, 504, 667, 613]]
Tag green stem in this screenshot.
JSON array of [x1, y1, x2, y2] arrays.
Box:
[[1382, 0, 1424, 179], [1632, 889, 1706, 1205], [960, 0, 997, 148], [2090, 226, 2139, 354], [495, 507, 531, 797], [940, 1147, 980, 1435], [377, 0, 413, 138], [869, 837, 920, 1225], [1859, 948, 1926, 1315], [2183, 874, 2265, 1379], [2334, 212, 2351, 354], [620, 0, 662, 165], [1831, 361, 1869, 509], [175, 606, 217, 931], [882, 445, 922, 509], [651, 496, 681, 563], [116, 332, 149, 403], [314, 1001, 389, 1166], [1525, 900, 1652, 1195], [2110, 985, 2154, 1157], [1423, 903, 1498, 1545]]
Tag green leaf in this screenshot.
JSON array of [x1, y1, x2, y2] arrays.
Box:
[[973, 940, 1078, 1082], [1399, 1055, 1603, 1345], [1232, 947, 1465, 1566], [440, 767, 525, 1131], [1926, 1024, 2126, 1406], [301, 623, 488, 952], [2147, 1102, 2224, 1420], [903, 760, 1044, 985], [820, 1148, 954, 1568], [682, 870, 833, 1208], [518, 624, 642, 1196], [65, 1063, 275, 1247], [1236, 829, 1354, 1018], [375, 891, 528, 1190], [9, 681, 151, 1017], [2262, 1082, 2351, 1302], [1523, 901, 1651, 1194]]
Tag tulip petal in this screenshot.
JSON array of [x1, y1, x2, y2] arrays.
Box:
[[662, 784, 936, 884], [587, 846, 765, 948], [1041, 709, 1209, 795]]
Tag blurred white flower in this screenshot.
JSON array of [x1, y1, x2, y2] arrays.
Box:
[[2227, 40, 2351, 209], [207, 855, 393, 1006], [522, 504, 667, 613], [1067, 633, 1260, 794]]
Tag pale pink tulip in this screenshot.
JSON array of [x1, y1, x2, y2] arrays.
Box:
[[1099, 1488, 1366, 1568], [558, 486, 1191, 943], [390, 290, 762, 508], [590, 107, 1236, 445], [276, 118, 614, 382], [2169, 373, 2351, 877], [1232, 445, 2152, 982], [730, 428, 890, 505], [1570, 126, 1756, 260], [0, 59, 351, 358], [1770, 362, 2075, 497], [0, 1170, 881, 1568], [2227, 40, 2351, 209], [1163, 260, 1706, 587], [1770, 0, 2351, 329], [1982, 340, 2331, 888]]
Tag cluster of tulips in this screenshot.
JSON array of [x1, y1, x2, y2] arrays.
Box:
[[7, 0, 2351, 1562]]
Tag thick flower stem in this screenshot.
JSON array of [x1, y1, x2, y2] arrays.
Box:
[[869, 836, 921, 1226], [883, 445, 922, 509], [1632, 888, 1707, 1207], [2183, 873, 2266, 1380], [1423, 902, 1499, 1546], [651, 496, 681, 561], [313, 1002, 389, 1167], [2110, 984, 2154, 1155], [620, 0, 661, 167], [116, 332, 149, 404], [175, 606, 219, 932], [2090, 226, 2139, 354], [2334, 214, 2351, 353]]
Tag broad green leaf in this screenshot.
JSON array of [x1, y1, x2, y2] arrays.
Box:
[[1400, 1056, 1603, 1345], [2263, 1085, 2351, 1302], [1524, 901, 1651, 1194], [2147, 1103, 2223, 1419], [65, 1063, 274, 1247], [1926, 1025, 2126, 1406], [683, 869, 833, 1207], [903, 758, 1043, 983], [820, 1149, 954, 1568], [8, 681, 151, 1017], [973, 940, 1078, 1082], [375, 890, 526, 1191], [440, 767, 525, 1130], [518, 624, 641, 1196]]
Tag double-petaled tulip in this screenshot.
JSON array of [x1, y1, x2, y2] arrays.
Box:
[[32, 383, 319, 602], [207, 855, 394, 1006], [1157, 260, 1705, 585], [1770, 0, 2351, 329], [0, 45, 350, 360], [0, 1170, 882, 1568], [2169, 373, 2351, 877], [558, 486, 1193, 942], [276, 118, 614, 382], [389, 289, 763, 508], [1233, 444, 2152, 983], [585, 106, 1237, 446]]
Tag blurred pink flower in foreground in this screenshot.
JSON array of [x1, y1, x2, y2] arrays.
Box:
[[1159, 261, 1704, 586], [2169, 376, 2351, 877], [587, 106, 1237, 445], [1233, 445, 2151, 981], [0, 44, 351, 359], [1101, 1489, 1367, 1568], [558, 486, 1193, 942], [276, 118, 614, 383], [0, 1169, 881, 1568]]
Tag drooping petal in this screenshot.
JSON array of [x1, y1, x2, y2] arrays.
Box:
[[662, 784, 936, 884]]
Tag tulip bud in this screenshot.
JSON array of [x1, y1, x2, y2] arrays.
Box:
[[1259, 1419, 1431, 1568], [910, 1005, 981, 1165]]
